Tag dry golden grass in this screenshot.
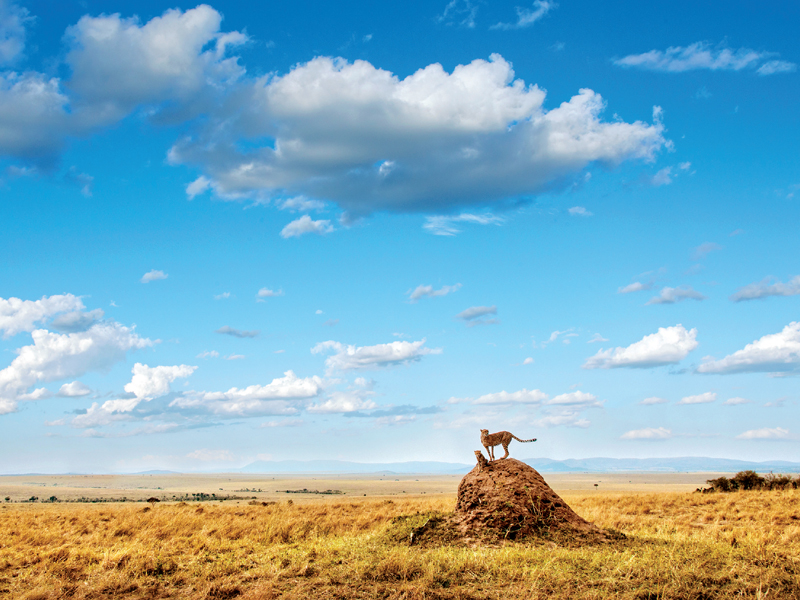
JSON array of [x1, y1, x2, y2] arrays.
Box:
[[1, 489, 798, 599]]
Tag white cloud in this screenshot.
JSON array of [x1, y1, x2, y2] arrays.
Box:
[[172, 370, 322, 416], [568, 206, 592, 217], [0, 322, 152, 414], [50, 308, 104, 333], [646, 285, 705, 305], [0, 294, 85, 338], [723, 397, 750, 406], [307, 392, 377, 414], [215, 325, 259, 338], [456, 305, 498, 326], [678, 161, 692, 171], [312, 339, 441, 373], [584, 324, 698, 369], [757, 60, 797, 76], [533, 413, 590, 429], [693, 242, 722, 260], [408, 283, 461, 302], [187, 449, 235, 461], [621, 427, 672, 440], [437, 0, 479, 28], [651, 166, 672, 186], [473, 388, 547, 405], [124, 363, 196, 400], [224, 354, 245, 360], [730, 276, 800, 302], [522, 357, 534, 365], [677, 392, 716, 405], [614, 42, 776, 73], [140, 269, 168, 283], [277, 196, 326, 212], [618, 282, 651, 294], [280, 215, 334, 238], [639, 396, 668, 405], [197, 350, 219, 358], [423, 213, 504, 236], [0, 1, 30, 65], [697, 321, 800, 375], [545, 391, 602, 409], [736, 427, 789, 440], [257, 287, 284, 298], [186, 176, 212, 199], [214, 292, 231, 300], [491, 0, 556, 30], [169, 54, 666, 217], [587, 333, 608, 344], [57, 381, 92, 397]]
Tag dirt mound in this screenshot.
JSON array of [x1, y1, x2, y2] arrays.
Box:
[[449, 458, 609, 543]]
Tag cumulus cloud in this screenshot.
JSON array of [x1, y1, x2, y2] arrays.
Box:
[[0, 1, 30, 65], [730, 276, 800, 302], [473, 388, 547, 405], [423, 213, 504, 236], [0, 322, 151, 414], [170, 54, 666, 217], [651, 166, 672, 186], [568, 206, 592, 217], [57, 381, 91, 397], [583, 324, 698, 369], [277, 196, 326, 212], [736, 427, 789, 440], [697, 321, 800, 375], [614, 42, 787, 73], [545, 391, 602, 409], [215, 325, 259, 338], [456, 305, 498, 326], [280, 215, 334, 238], [723, 397, 750, 406], [522, 357, 534, 365], [677, 392, 716, 405], [646, 285, 705, 305], [491, 0, 556, 30], [124, 363, 196, 400], [621, 427, 672, 440], [140, 269, 168, 283], [50, 309, 105, 333], [312, 339, 441, 373], [186, 176, 212, 199], [639, 396, 668, 405], [307, 391, 377, 413], [257, 287, 283, 298], [0, 294, 85, 338], [408, 283, 461, 302], [757, 60, 797, 76]]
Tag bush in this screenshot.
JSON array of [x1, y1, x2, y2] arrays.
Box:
[[731, 470, 765, 490]]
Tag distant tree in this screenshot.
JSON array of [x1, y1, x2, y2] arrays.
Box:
[[48, 496, 58, 503], [732, 470, 765, 490], [28, 496, 38, 502], [706, 476, 734, 492], [4, 496, 9, 502]]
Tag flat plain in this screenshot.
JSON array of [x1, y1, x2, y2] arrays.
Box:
[[1, 472, 798, 599]]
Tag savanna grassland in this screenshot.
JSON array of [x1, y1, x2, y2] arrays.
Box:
[[1, 482, 799, 600]]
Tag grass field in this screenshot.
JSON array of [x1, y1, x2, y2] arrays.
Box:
[[1, 475, 798, 599]]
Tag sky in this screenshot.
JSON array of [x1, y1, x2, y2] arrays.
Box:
[[0, 0, 799, 473]]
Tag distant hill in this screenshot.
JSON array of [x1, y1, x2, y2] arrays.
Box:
[[237, 457, 800, 475]]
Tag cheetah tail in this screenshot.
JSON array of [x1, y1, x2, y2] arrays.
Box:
[[512, 435, 537, 443]]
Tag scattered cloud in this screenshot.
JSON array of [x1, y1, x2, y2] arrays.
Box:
[[312, 339, 441, 373], [323, 319, 339, 327], [423, 213, 504, 236], [723, 397, 750, 406], [307, 391, 377, 414], [730, 276, 800, 302], [491, 0, 557, 31], [186, 176, 212, 199], [621, 427, 672, 440], [614, 42, 792, 74], [57, 381, 91, 397], [729, 229, 744, 237], [646, 285, 705, 305], [568, 206, 592, 217], [257, 287, 284, 298], [587, 333, 608, 344], [280, 215, 334, 238], [697, 321, 800, 375], [197, 350, 219, 358], [692, 242, 722, 260], [140, 269, 168, 283], [186, 449, 235, 461], [0, 294, 85, 338], [456, 305, 498, 326], [522, 357, 534, 365], [224, 354, 245, 360], [125, 363, 196, 401], [214, 292, 231, 300], [408, 283, 462, 302], [277, 196, 326, 212], [640, 396, 668, 405], [437, 0, 479, 28], [215, 326, 259, 338], [473, 388, 547, 405], [583, 324, 698, 369], [736, 427, 789, 440], [677, 392, 716, 405], [260, 419, 304, 428], [0, 0, 30, 65], [651, 166, 672, 186], [618, 281, 653, 294]]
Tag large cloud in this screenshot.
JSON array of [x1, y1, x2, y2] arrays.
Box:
[[0, 294, 85, 338], [312, 339, 441, 373], [583, 324, 698, 369], [124, 363, 197, 400], [170, 54, 666, 216], [697, 322, 800, 375], [0, 322, 152, 414]]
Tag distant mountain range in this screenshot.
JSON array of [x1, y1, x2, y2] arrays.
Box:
[[236, 457, 800, 475]]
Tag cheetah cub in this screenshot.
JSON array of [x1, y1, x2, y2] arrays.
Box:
[[480, 429, 537, 460]]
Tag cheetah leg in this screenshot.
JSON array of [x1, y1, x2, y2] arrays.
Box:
[[501, 443, 509, 459], [484, 445, 493, 461]]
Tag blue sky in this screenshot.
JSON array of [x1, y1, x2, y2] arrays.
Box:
[[1, 0, 799, 473]]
